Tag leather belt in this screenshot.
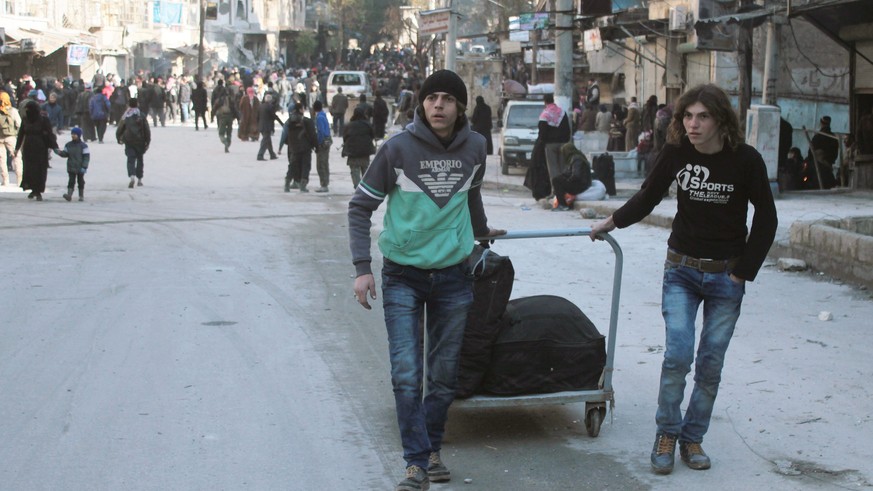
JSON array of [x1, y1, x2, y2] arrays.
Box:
[[666, 250, 738, 274]]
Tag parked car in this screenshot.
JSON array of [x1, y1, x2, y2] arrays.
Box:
[[326, 71, 372, 103], [499, 99, 543, 175]]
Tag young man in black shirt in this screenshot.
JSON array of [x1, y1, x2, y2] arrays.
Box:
[[590, 84, 777, 475]]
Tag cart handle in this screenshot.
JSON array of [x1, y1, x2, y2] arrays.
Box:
[[475, 228, 623, 393]]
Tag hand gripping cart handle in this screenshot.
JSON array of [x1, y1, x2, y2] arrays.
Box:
[[452, 228, 622, 438]]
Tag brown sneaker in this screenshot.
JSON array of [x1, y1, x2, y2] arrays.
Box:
[[395, 465, 429, 491], [427, 451, 450, 483], [650, 433, 677, 474], [679, 441, 711, 470]]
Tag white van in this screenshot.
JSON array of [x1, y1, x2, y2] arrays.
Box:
[[499, 99, 544, 175], [326, 71, 372, 106]]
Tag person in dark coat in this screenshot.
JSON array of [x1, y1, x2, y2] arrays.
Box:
[[116, 97, 151, 188], [523, 139, 551, 201], [191, 81, 209, 131], [282, 101, 317, 192], [342, 105, 375, 189], [14, 100, 58, 200], [641, 95, 658, 133], [372, 90, 389, 140], [138, 80, 153, 119], [256, 94, 283, 161], [804, 116, 838, 189], [551, 142, 592, 210], [579, 103, 597, 132], [211, 80, 238, 153], [75, 84, 96, 142], [470, 95, 493, 155], [356, 94, 373, 123]]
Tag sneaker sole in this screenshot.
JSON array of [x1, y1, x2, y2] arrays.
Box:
[[651, 464, 674, 475], [681, 458, 711, 470], [427, 472, 450, 483], [395, 481, 430, 491]]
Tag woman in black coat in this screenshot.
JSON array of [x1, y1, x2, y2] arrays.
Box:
[[191, 81, 209, 130], [470, 95, 493, 154], [342, 106, 375, 189], [15, 100, 58, 200]]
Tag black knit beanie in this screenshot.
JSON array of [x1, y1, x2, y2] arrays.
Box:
[[418, 69, 467, 107]]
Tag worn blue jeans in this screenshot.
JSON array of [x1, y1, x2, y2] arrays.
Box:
[[381, 258, 473, 469], [656, 256, 745, 443]]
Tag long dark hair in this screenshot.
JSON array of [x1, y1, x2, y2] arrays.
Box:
[[668, 84, 744, 150]]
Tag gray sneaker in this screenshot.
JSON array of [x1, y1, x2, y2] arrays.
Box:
[[427, 452, 450, 482], [396, 465, 429, 491]]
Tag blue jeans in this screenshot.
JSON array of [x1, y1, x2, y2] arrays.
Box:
[[381, 259, 473, 469], [656, 255, 745, 443]]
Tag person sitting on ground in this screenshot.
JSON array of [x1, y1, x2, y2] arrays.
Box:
[[551, 142, 592, 211]]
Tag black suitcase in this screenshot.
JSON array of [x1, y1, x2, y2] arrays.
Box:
[[593, 153, 616, 196], [480, 295, 606, 396], [456, 246, 515, 398]]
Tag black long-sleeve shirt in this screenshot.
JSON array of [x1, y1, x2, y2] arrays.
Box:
[[613, 139, 777, 281]]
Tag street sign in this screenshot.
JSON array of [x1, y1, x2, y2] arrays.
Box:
[[518, 12, 550, 30], [67, 45, 90, 66], [419, 8, 451, 36], [583, 28, 603, 52], [501, 40, 522, 54], [509, 30, 530, 42], [205, 2, 218, 20]]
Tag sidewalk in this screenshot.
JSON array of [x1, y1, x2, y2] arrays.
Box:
[[481, 153, 873, 288]]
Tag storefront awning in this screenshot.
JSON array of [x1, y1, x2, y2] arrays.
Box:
[[169, 45, 200, 57], [3, 26, 96, 56]]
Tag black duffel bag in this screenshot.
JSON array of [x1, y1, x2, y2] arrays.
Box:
[[481, 295, 606, 396]]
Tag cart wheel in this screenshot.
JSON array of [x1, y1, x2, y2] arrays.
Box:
[[585, 408, 602, 437]]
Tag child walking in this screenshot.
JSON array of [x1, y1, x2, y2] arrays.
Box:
[[54, 127, 90, 201]]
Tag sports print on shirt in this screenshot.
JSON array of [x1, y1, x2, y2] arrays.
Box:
[[676, 163, 734, 205]]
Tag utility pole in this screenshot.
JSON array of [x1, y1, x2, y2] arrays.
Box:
[[737, 0, 754, 129], [198, 0, 205, 80], [337, 0, 344, 67], [445, 1, 457, 71], [761, 17, 780, 105], [554, 0, 573, 112], [531, 29, 538, 85]]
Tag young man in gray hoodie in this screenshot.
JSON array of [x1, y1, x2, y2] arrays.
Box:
[[348, 70, 504, 491]]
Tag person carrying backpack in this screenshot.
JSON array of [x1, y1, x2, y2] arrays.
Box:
[[88, 88, 110, 143], [211, 79, 238, 153], [116, 98, 151, 188]]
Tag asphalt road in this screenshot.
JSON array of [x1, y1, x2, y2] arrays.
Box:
[[1, 122, 871, 490]]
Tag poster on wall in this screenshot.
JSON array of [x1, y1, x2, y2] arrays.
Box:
[[67, 45, 90, 66]]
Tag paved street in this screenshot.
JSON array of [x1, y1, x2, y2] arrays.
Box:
[[1, 122, 872, 490]]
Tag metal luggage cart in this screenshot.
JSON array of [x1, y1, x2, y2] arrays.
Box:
[[452, 228, 623, 437]]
